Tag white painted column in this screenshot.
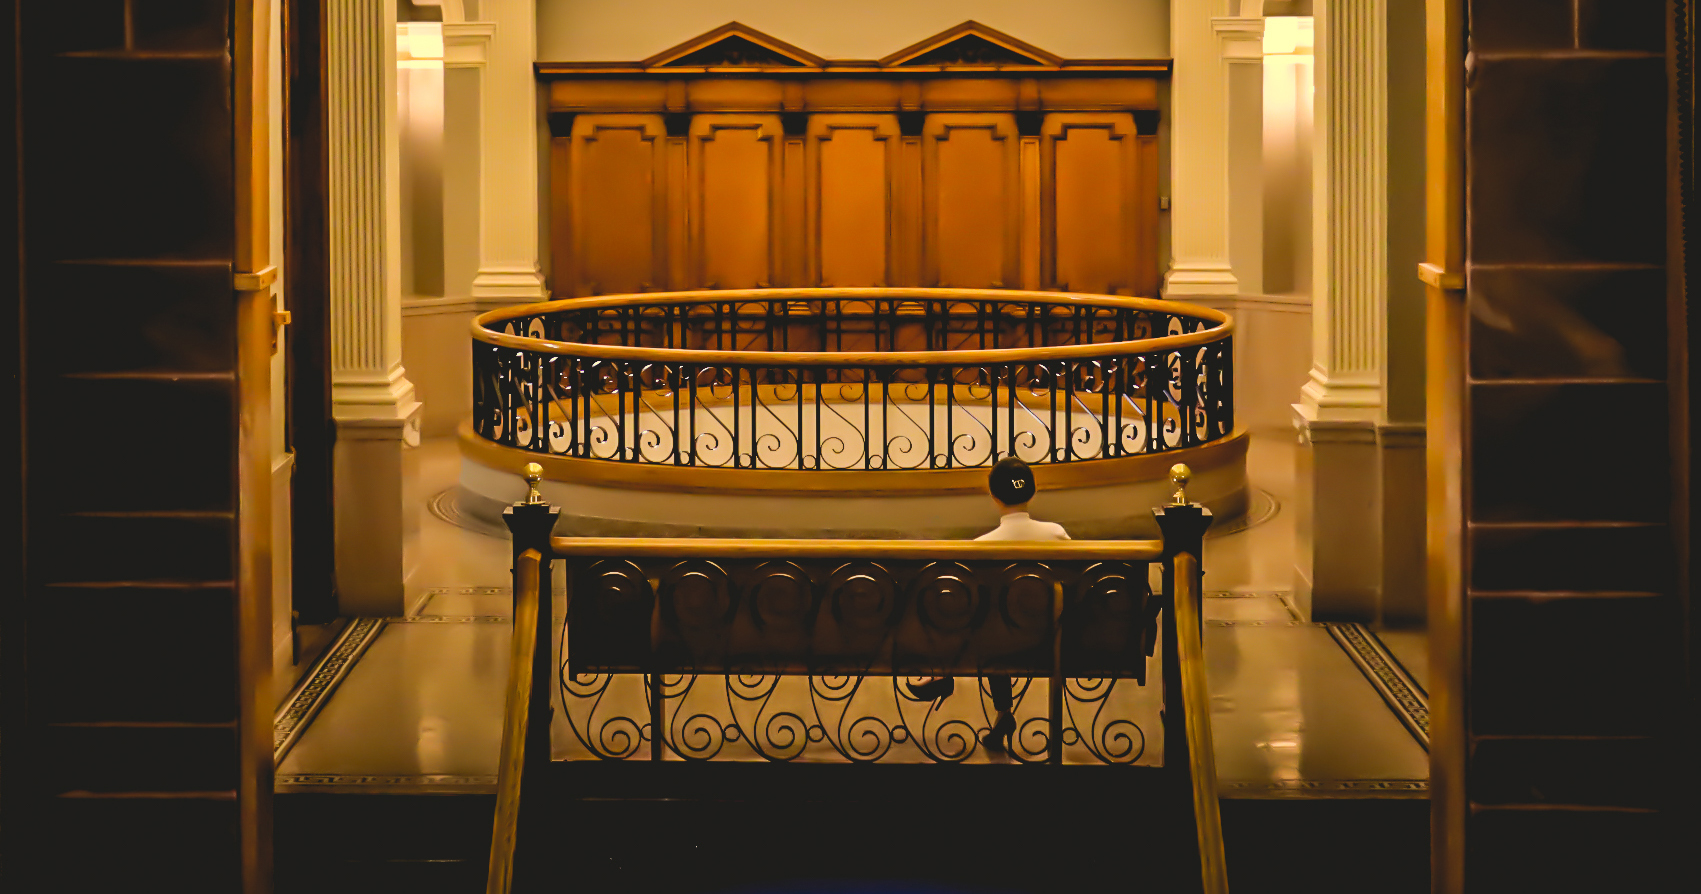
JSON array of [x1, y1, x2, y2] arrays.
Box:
[[470, 0, 548, 304], [1291, 0, 1389, 621], [1219, 16, 1264, 298], [1297, 0, 1386, 421], [329, 0, 421, 617], [442, 21, 491, 302], [1164, 1, 1238, 299]]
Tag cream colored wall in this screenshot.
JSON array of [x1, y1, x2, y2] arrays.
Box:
[[1226, 32, 1313, 434], [536, 0, 1170, 61], [402, 308, 475, 439], [401, 62, 447, 298]]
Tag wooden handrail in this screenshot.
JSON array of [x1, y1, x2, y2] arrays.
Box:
[[471, 287, 1232, 366], [486, 549, 542, 894], [1171, 550, 1229, 894], [546, 536, 1166, 562]]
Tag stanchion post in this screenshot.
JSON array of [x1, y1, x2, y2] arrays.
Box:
[[500, 463, 559, 891], [1153, 463, 1226, 894]]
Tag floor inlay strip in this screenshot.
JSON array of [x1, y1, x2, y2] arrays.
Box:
[[274, 773, 498, 792], [273, 617, 387, 765], [389, 615, 510, 624], [1325, 623, 1430, 750], [1219, 778, 1429, 799]]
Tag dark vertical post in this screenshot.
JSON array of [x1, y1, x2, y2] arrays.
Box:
[[502, 463, 559, 889], [1049, 582, 1064, 765], [1154, 463, 1223, 893], [649, 672, 665, 761], [284, 0, 338, 624]]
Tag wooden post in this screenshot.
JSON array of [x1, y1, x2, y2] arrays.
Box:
[[1154, 463, 1226, 894], [499, 464, 559, 892]]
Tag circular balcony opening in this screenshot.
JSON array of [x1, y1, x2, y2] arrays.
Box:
[[460, 288, 1245, 538]]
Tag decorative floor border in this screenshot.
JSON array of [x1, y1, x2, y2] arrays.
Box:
[[390, 615, 512, 624], [273, 617, 387, 765], [1325, 622, 1430, 751], [1219, 778, 1429, 799], [1206, 589, 1306, 621], [274, 773, 498, 793]]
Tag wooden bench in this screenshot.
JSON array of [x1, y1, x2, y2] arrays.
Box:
[[488, 466, 1227, 893]]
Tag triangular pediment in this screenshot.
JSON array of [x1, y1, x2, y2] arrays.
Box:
[[642, 22, 826, 69], [879, 21, 1062, 68]]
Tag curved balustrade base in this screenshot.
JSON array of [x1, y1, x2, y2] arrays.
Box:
[[457, 425, 1249, 540]]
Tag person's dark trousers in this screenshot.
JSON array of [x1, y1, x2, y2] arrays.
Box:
[[989, 674, 1013, 715]]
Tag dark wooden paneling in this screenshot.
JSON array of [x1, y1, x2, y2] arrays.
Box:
[[1460, 0, 1689, 887], [3, 0, 252, 888]]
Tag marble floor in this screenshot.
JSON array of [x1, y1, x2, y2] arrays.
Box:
[[276, 432, 1430, 799]]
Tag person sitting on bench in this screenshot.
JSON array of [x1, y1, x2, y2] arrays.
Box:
[[906, 457, 1069, 754]]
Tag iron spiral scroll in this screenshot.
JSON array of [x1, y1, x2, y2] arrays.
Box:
[[472, 288, 1234, 471], [558, 554, 1162, 766]]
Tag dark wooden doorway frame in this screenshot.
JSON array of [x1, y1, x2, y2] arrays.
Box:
[[283, 0, 336, 627]]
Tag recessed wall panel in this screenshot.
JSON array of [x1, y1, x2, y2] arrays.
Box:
[[692, 115, 782, 289], [1046, 114, 1137, 294], [569, 115, 665, 295], [924, 113, 1018, 288], [809, 115, 896, 286]]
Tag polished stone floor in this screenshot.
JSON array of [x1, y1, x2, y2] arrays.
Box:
[[276, 433, 1429, 797]]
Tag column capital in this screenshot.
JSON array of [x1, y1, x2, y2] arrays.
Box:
[[443, 21, 494, 68], [1212, 16, 1266, 63]]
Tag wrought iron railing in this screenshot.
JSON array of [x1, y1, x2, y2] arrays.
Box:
[[471, 289, 1234, 470], [488, 466, 1230, 892]]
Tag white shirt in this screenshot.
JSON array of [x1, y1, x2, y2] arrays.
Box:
[[975, 511, 1071, 542]]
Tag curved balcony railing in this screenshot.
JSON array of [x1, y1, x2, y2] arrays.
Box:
[[470, 288, 1233, 471]]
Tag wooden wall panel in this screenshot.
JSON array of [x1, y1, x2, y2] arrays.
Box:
[[924, 114, 1020, 288], [691, 115, 783, 289], [1044, 113, 1139, 294], [564, 115, 666, 296], [543, 70, 1163, 298], [807, 115, 897, 286]]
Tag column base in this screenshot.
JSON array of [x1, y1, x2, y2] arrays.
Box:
[[472, 266, 549, 304], [1293, 408, 1380, 622], [1379, 423, 1427, 626], [1161, 264, 1239, 299], [332, 408, 424, 617], [1292, 408, 1429, 625]]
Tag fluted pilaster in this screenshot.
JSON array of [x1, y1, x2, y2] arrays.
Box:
[[327, 0, 420, 617], [1297, 0, 1386, 421], [329, 0, 418, 422]]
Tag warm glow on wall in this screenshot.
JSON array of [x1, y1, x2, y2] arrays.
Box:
[[397, 22, 444, 66], [1263, 16, 1314, 56]]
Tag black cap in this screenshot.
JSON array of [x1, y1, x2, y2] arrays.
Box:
[[989, 457, 1036, 506]]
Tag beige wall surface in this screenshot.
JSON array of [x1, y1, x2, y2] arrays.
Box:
[[536, 0, 1170, 62]]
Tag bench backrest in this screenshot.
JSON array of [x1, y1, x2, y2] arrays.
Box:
[[564, 542, 1162, 679]]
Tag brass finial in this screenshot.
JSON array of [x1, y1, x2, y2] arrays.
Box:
[[1169, 463, 1192, 506], [523, 463, 545, 505]]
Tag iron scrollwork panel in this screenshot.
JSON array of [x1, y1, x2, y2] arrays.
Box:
[[561, 556, 1161, 765]]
